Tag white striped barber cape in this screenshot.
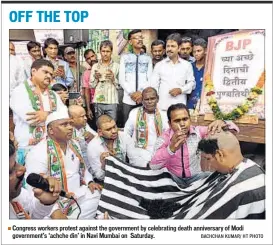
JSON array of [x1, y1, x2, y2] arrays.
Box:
[[97, 157, 265, 219]]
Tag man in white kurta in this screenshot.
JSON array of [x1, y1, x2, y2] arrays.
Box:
[[124, 87, 169, 154], [150, 33, 195, 111], [25, 111, 100, 219], [68, 105, 97, 173], [87, 115, 151, 182], [10, 59, 67, 165]]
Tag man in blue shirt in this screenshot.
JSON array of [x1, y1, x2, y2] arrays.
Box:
[[44, 38, 74, 88], [187, 38, 207, 110]]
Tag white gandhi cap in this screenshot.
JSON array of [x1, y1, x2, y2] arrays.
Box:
[[45, 110, 70, 128]]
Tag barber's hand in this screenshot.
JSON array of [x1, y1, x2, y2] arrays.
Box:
[[84, 131, 95, 143], [88, 182, 103, 193], [26, 111, 49, 126], [169, 130, 187, 153], [100, 152, 110, 170], [33, 174, 61, 206], [169, 88, 182, 97], [208, 120, 227, 135]]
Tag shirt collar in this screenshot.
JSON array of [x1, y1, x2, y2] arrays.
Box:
[[98, 59, 114, 66], [165, 56, 183, 64], [46, 55, 60, 62], [189, 125, 198, 135], [98, 132, 120, 145], [169, 125, 198, 138]]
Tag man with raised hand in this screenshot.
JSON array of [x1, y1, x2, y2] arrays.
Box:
[[150, 103, 239, 187], [44, 38, 74, 87]]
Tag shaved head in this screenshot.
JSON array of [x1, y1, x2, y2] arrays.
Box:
[[142, 87, 158, 97], [198, 130, 243, 174], [207, 130, 240, 152], [96, 114, 114, 129], [68, 105, 85, 117]]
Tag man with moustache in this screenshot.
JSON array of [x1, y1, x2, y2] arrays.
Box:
[[64, 46, 86, 92], [150, 33, 195, 111], [151, 40, 165, 68], [44, 38, 74, 87], [90, 40, 119, 121], [9, 139, 62, 219], [24, 41, 42, 79], [179, 37, 195, 63], [187, 38, 207, 110], [10, 59, 67, 166], [25, 111, 100, 219], [119, 29, 153, 125], [150, 103, 239, 186], [87, 115, 151, 182], [81, 49, 98, 123], [124, 87, 169, 155]]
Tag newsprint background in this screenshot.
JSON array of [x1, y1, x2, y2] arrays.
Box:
[[1, 1, 273, 245]]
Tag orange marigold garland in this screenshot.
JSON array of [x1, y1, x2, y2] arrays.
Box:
[[205, 71, 265, 120]]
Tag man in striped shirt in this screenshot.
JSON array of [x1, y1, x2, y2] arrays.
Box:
[[90, 40, 119, 121]]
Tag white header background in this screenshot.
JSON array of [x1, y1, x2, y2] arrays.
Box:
[[1, 2, 272, 245]]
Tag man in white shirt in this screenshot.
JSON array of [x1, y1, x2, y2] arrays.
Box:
[[25, 110, 100, 219], [124, 87, 169, 155], [9, 139, 61, 219], [150, 33, 196, 111], [10, 59, 67, 166], [119, 29, 153, 125], [87, 114, 151, 182], [68, 105, 101, 189]]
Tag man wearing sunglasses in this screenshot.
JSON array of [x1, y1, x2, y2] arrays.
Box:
[[179, 37, 195, 63]]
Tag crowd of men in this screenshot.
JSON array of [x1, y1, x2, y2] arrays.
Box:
[[9, 29, 265, 220]]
